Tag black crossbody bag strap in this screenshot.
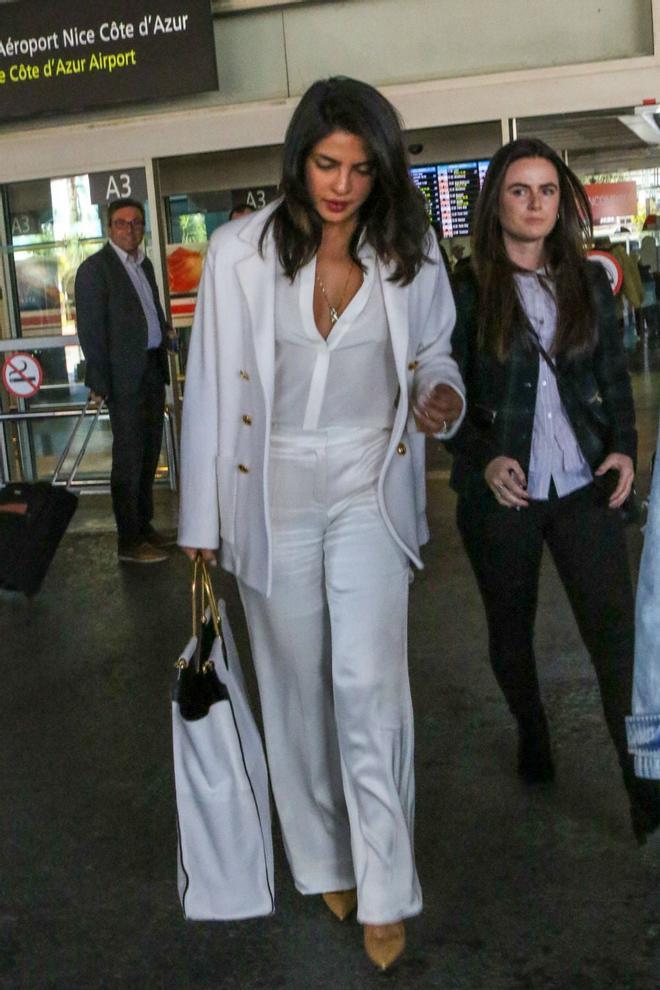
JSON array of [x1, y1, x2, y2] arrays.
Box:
[[527, 326, 642, 523], [527, 325, 608, 432], [527, 325, 558, 377], [526, 325, 607, 444]]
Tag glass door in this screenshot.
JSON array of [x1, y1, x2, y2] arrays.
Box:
[[0, 170, 172, 487], [154, 144, 284, 407], [161, 178, 278, 395]]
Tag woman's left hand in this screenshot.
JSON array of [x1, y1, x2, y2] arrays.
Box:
[[413, 383, 463, 437], [594, 453, 635, 508]]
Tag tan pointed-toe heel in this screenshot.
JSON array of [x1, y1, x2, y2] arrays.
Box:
[[321, 888, 357, 921], [363, 922, 405, 971]]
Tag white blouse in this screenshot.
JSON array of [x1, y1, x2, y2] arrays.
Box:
[[272, 244, 399, 431]]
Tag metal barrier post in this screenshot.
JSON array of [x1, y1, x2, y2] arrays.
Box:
[[0, 406, 175, 493]]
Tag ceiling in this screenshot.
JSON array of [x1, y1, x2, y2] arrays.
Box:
[[517, 108, 660, 174]]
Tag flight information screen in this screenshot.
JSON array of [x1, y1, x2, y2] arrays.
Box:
[[410, 159, 490, 237]]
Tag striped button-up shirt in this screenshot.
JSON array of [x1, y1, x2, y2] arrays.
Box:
[[109, 241, 162, 349], [516, 271, 593, 500]]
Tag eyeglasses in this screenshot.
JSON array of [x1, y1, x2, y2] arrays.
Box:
[[112, 218, 144, 230]]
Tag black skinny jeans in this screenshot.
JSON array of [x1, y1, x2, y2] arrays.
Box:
[[457, 481, 634, 773]]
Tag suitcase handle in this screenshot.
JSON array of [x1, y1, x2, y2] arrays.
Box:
[[51, 398, 105, 490]]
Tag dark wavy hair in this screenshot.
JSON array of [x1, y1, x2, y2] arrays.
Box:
[[471, 137, 595, 361], [259, 76, 430, 285]]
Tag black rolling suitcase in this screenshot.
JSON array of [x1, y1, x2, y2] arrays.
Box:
[[0, 401, 103, 595], [0, 482, 78, 595]]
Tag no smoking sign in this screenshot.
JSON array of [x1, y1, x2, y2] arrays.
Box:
[[587, 250, 623, 296], [2, 353, 43, 398]]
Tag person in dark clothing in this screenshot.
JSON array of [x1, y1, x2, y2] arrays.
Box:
[[75, 198, 174, 563], [448, 137, 660, 844]]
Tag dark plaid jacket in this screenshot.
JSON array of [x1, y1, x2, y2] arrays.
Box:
[[447, 261, 637, 498]]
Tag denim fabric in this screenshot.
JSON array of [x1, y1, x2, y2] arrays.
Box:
[[627, 420, 660, 779]]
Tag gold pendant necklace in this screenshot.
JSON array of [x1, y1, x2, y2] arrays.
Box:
[[316, 260, 353, 326]]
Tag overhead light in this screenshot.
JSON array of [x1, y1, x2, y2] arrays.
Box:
[[618, 104, 660, 145]]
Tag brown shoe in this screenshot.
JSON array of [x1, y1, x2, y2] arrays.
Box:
[[117, 541, 169, 564], [363, 922, 405, 971], [142, 525, 177, 549], [321, 888, 357, 921]]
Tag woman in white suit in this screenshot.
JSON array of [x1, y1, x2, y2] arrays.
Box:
[[179, 76, 465, 969]]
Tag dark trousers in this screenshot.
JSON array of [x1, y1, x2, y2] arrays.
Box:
[[457, 482, 635, 775], [107, 352, 166, 548]]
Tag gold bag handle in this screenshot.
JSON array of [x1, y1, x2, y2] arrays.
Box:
[[175, 555, 222, 673], [191, 553, 221, 641]]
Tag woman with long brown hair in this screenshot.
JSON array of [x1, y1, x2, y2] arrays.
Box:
[[449, 137, 660, 843], [178, 77, 465, 967]]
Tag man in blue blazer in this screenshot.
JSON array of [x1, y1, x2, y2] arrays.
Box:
[[75, 198, 172, 563]]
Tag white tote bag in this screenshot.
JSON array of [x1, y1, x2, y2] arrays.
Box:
[[172, 559, 275, 920]]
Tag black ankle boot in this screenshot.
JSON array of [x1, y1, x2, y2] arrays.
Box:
[[517, 712, 555, 784]]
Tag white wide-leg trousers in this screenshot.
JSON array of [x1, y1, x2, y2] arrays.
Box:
[[239, 428, 422, 924]]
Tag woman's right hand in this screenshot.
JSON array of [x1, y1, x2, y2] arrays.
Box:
[[180, 547, 218, 566], [484, 457, 530, 508]]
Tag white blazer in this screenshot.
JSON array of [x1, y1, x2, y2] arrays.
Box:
[[178, 203, 465, 596]]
